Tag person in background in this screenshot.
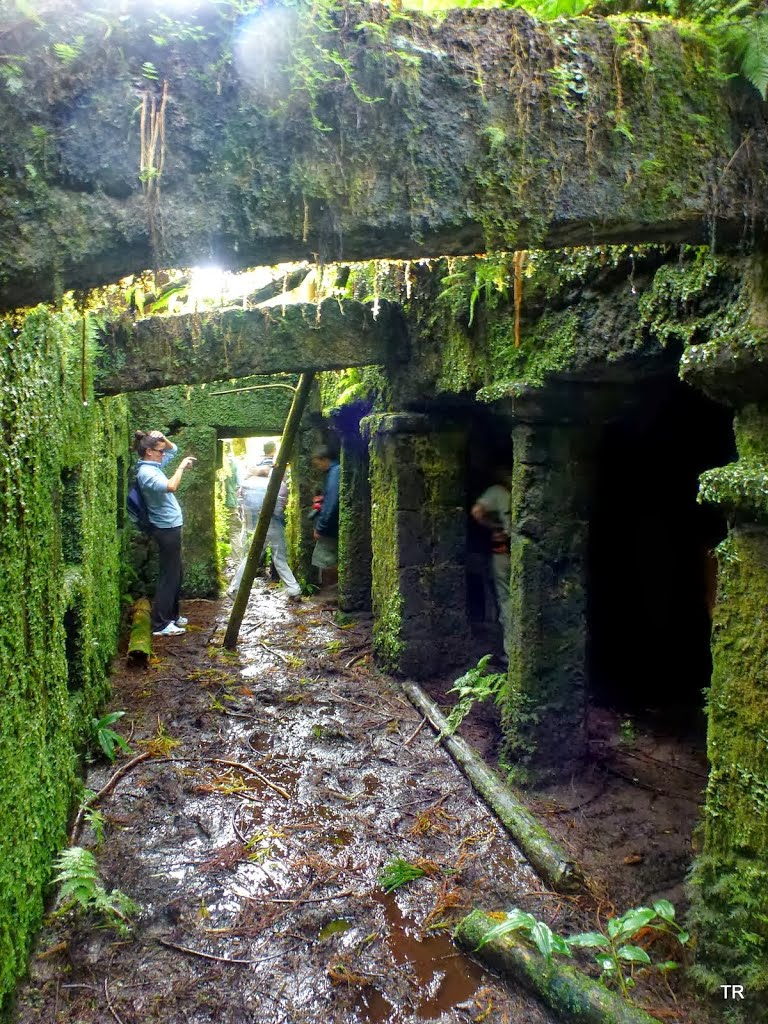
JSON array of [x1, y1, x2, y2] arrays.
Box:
[[229, 464, 301, 600], [134, 429, 196, 637], [311, 446, 340, 590], [258, 440, 276, 467], [471, 467, 512, 664]]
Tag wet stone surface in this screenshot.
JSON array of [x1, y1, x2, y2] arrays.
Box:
[[15, 583, 560, 1024]]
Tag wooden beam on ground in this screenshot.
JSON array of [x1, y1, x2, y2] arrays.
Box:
[[401, 679, 584, 894], [126, 597, 152, 666], [223, 371, 315, 649]]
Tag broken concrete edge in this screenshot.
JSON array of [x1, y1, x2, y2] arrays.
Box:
[[454, 909, 662, 1024], [399, 678, 584, 895]]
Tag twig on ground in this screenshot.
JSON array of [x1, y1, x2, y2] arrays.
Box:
[[212, 757, 291, 800], [326, 689, 397, 720], [104, 978, 126, 1024], [616, 748, 707, 781], [403, 716, 427, 746], [265, 889, 357, 905], [258, 639, 290, 665], [344, 649, 371, 669], [606, 767, 699, 801], [69, 751, 153, 842], [157, 937, 261, 965]]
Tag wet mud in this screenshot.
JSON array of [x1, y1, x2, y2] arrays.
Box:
[[15, 583, 559, 1024], [14, 577, 711, 1024]]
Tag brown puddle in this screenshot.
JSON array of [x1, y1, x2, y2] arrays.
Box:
[[358, 892, 485, 1022]]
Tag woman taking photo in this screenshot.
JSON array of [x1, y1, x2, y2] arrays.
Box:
[[134, 430, 196, 637]]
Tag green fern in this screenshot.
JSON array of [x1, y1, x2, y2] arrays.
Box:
[[52, 847, 139, 935], [722, 13, 768, 99], [441, 654, 507, 738]]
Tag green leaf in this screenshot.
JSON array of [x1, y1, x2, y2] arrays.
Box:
[[568, 931, 610, 949], [596, 954, 617, 972], [677, 930, 690, 944], [95, 711, 125, 728], [476, 909, 536, 948], [652, 899, 676, 922], [531, 921, 555, 959], [615, 907, 656, 938], [657, 960, 680, 972], [617, 944, 652, 964], [550, 933, 572, 957]]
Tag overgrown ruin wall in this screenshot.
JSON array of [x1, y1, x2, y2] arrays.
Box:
[[0, 306, 129, 1013]]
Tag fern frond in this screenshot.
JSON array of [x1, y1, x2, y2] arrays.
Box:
[[722, 14, 768, 98]]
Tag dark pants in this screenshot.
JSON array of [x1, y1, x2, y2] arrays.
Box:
[[151, 526, 183, 630]]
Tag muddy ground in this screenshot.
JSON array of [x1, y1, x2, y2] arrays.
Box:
[[15, 580, 712, 1024]]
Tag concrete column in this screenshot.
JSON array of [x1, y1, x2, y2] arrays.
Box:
[[364, 413, 470, 678], [502, 420, 594, 783], [338, 432, 372, 613]]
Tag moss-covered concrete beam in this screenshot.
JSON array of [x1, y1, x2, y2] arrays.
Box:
[[0, 2, 761, 310], [96, 300, 401, 395]]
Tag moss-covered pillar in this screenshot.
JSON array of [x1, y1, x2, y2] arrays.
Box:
[[338, 430, 372, 613], [285, 422, 318, 587], [176, 425, 218, 597], [364, 413, 470, 678], [501, 421, 593, 783], [687, 403, 768, 1015]]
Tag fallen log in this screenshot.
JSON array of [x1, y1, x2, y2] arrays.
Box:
[[400, 679, 583, 894], [126, 597, 152, 665], [455, 910, 662, 1024]]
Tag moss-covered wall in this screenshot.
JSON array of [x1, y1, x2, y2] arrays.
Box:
[[502, 421, 594, 784], [0, 305, 128, 1014], [686, 403, 768, 1020]]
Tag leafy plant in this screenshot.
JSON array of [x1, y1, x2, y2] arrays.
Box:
[[378, 857, 428, 893], [441, 654, 506, 738], [91, 711, 133, 761], [568, 901, 688, 998], [52, 847, 139, 936], [478, 901, 689, 1002]]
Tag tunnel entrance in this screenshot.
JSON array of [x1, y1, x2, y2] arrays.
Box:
[[587, 377, 735, 733], [216, 433, 284, 576]]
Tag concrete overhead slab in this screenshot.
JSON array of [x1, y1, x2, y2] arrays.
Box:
[[94, 299, 403, 395], [0, 2, 764, 310]]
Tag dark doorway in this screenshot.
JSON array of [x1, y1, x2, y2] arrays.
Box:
[[464, 408, 514, 657], [587, 378, 735, 730]]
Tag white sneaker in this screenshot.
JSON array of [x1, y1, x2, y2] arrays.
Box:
[[153, 622, 186, 637], [175, 616, 189, 626]]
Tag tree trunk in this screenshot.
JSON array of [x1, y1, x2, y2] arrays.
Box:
[[401, 679, 583, 893], [224, 371, 315, 648]]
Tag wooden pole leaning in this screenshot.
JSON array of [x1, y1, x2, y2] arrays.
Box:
[[223, 371, 315, 649]]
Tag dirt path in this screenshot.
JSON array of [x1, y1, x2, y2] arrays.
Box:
[[16, 584, 566, 1024]]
